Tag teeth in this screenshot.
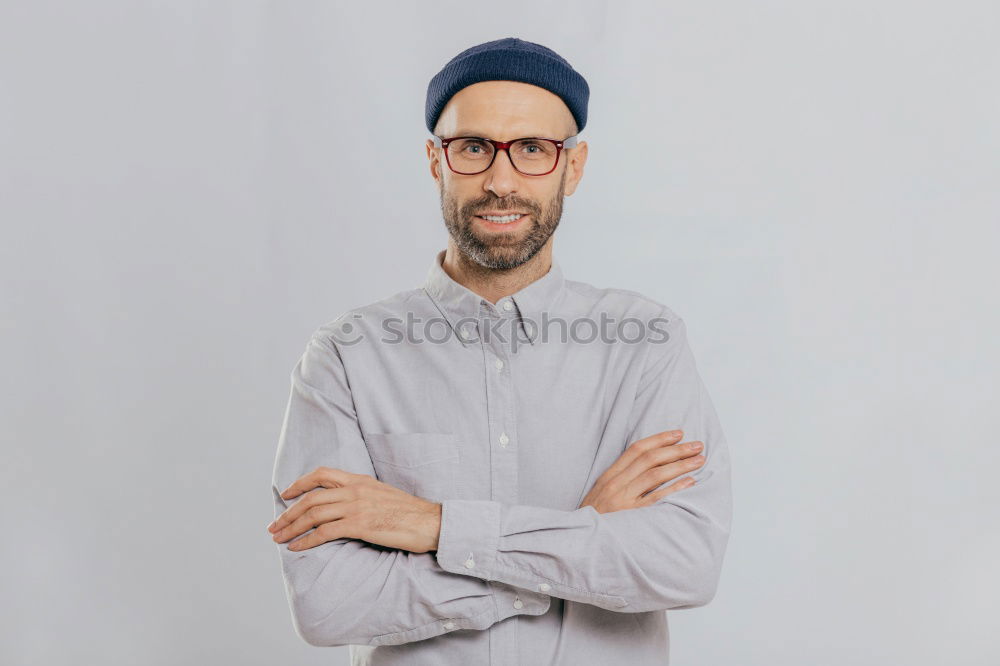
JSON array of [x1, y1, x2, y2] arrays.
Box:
[[481, 214, 523, 223]]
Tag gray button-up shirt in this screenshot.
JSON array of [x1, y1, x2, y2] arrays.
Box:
[[271, 249, 733, 665]]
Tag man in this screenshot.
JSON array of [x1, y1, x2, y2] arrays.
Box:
[[268, 37, 732, 665]]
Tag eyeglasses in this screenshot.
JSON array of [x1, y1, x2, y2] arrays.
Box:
[[432, 134, 578, 176]]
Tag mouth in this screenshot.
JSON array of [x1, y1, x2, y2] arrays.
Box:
[[474, 212, 530, 230]]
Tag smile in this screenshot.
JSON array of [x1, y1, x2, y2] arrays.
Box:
[[475, 213, 528, 225]]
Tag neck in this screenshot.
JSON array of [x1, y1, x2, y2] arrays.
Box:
[[441, 241, 553, 305]]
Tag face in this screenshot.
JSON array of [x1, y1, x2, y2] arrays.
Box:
[[426, 81, 588, 271]]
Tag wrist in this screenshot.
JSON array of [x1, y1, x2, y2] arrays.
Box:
[[422, 500, 443, 552]]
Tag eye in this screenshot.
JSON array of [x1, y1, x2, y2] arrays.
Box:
[[461, 139, 489, 154], [513, 140, 554, 159]]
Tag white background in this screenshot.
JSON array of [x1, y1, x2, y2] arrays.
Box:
[[2, 1, 998, 664]]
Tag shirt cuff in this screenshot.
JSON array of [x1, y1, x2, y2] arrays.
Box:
[[435, 499, 501, 579]]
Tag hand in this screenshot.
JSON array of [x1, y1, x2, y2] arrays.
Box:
[[267, 467, 443, 553], [578, 429, 704, 513]]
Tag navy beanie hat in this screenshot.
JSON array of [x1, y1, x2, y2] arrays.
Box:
[[425, 37, 589, 136]]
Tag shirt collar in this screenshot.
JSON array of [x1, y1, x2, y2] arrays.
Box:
[[422, 249, 565, 346]]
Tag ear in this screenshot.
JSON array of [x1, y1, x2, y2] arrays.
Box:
[[426, 138, 443, 185], [561, 140, 588, 196]]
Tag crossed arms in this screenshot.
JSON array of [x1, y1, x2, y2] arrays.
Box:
[[269, 314, 732, 647]]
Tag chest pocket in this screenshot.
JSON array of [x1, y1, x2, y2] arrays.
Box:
[[362, 432, 459, 502]]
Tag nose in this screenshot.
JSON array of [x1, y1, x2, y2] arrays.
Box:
[[484, 148, 519, 198]]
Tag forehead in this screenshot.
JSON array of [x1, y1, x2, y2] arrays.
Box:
[[437, 80, 573, 139]]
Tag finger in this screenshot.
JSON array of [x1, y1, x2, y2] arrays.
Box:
[[629, 454, 705, 498], [287, 520, 351, 552], [279, 466, 355, 500], [273, 501, 351, 543], [601, 430, 684, 480], [636, 476, 696, 506], [271, 487, 348, 533], [618, 439, 703, 485]]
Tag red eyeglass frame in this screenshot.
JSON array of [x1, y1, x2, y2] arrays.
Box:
[[432, 134, 579, 176]]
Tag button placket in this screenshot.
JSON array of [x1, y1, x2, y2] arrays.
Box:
[[479, 300, 521, 656], [483, 304, 516, 458]]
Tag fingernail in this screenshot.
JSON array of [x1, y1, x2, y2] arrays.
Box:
[[672, 430, 683, 438], [690, 442, 702, 450]]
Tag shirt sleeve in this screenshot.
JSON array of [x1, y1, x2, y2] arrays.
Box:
[[434, 312, 733, 613], [271, 330, 550, 648]]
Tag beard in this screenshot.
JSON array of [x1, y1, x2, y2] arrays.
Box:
[[439, 170, 566, 271]]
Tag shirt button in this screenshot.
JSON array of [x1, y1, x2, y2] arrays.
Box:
[[494, 358, 504, 371], [498, 432, 509, 447], [502, 300, 513, 311], [538, 583, 551, 593], [443, 621, 456, 630], [464, 556, 475, 569], [513, 598, 524, 609]]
